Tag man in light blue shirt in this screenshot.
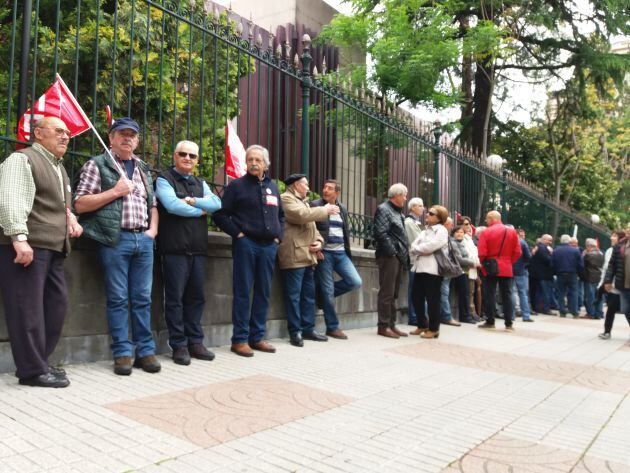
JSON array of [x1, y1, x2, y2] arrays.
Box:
[[155, 140, 221, 365]]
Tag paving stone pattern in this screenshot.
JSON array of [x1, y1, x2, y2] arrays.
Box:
[[0, 314, 629, 472]]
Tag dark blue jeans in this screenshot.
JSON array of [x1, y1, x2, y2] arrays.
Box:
[[161, 254, 206, 349], [99, 232, 156, 358], [407, 271, 417, 325], [231, 237, 277, 345], [556, 272, 578, 315], [282, 266, 316, 336], [584, 282, 603, 318], [314, 250, 362, 331], [538, 279, 554, 313]]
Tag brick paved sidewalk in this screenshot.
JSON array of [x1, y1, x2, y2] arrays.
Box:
[[1, 315, 630, 472]]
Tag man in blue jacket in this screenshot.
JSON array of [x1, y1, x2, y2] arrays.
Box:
[[213, 145, 284, 357], [512, 230, 533, 322], [530, 234, 555, 314], [551, 234, 584, 318]]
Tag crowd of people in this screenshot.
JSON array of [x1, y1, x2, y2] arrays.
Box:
[[0, 115, 628, 390]]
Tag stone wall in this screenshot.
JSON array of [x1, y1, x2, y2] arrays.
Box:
[[0, 233, 410, 373]]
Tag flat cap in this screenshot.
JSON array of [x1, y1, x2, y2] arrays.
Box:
[[109, 117, 140, 134], [283, 173, 307, 186]]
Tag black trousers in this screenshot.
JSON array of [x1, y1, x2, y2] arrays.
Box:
[[451, 274, 471, 321], [161, 254, 207, 349], [603, 293, 630, 334], [412, 272, 443, 332], [376, 255, 403, 328], [483, 276, 514, 327], [0, 245, 67, 379]]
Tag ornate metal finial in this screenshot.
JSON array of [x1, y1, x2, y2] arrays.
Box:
[[212, 5, 220, 23], [293, 53, 299, 68], [322, 56, 327, 75], [359, 84, 365, 100], [285, 41, 291, 60], [268, 29, 275, 51], [236, 20, 243, 36], [328, 73, 333, 85], [247, 13, 254, 41], [275, 43, 282, 58], [302, 33, 311, 49], [256, 32, 263, 47], [313, 65, 319, 77]]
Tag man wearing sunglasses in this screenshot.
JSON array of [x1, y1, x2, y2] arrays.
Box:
[[0, 117, 83, 388], [75, 117, 160, 376], [154, 141, 221, 365]]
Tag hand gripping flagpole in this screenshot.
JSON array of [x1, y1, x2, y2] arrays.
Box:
[[55, 74, 126, 178]]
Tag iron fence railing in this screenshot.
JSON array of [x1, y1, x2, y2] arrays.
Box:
[[0, 0, 612, 248]]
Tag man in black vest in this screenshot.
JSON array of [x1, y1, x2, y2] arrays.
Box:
[[0, 117, 83, 388], [155, 140, 221, 365]]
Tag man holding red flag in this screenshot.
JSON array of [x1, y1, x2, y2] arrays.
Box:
[[0, 117, 83, 388]]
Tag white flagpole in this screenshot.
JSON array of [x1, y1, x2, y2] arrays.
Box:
[[55, 74, 126, 178]]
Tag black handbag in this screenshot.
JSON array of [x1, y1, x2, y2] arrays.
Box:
[[435, 239, 463, 278], [482, 229, 507, 277]]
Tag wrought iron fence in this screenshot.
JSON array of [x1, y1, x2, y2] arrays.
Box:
[[0, 0, 612, 247]]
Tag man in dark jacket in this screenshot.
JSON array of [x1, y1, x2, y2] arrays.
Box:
[[583, 238, 604, 319], [155, 140, 222, 365], [529, 234, 555, 314], [213, 145, 284, 358], [477, 211, 522, 331], [604, 222, 630, 323], [551, 234, 584, 318], [373, 183, 409, 338], [311, 179, 362, 340]]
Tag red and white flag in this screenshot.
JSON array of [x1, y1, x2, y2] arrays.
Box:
[[16, 74, 91, 147], [225, 119, 246, 179]]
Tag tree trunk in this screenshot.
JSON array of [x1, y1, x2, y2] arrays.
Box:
[[459, 15, 474, 148], [472, 56, 493, 156]]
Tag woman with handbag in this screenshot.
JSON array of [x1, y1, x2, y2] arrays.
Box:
[[409, 205, 449, 339]]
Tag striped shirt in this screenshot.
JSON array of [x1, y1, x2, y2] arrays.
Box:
[[74, 154, 156, 230], [0, 143, 65, 237], [324, 213, 345, 252]]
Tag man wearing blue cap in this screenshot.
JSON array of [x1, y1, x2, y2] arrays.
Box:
[[74, 117, 161, 375]]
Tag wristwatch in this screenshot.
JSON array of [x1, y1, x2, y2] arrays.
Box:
[[11, 234, 27, 242]]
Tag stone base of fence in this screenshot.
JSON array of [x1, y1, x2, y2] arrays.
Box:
[[0, 232, 410, 373]]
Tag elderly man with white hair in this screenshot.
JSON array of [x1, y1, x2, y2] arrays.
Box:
[[551, 234, 584, 318], [373, 183, 409, 338], [583, 237, 604, 319], [214, 145, 285, 357], [155, 140, 222, 365], [404, 197, 425, 326]]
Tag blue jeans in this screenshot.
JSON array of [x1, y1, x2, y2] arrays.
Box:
[[314, 250, 362, 331], [513, 273, 532, 320], [620, 289, 630, 315], [99, 232, 156, 358], [584, 282, 603, 318], [282, 266, 316, 336], [161, 254, 206, 349], [556, 272, 578, 315], [231, 237, 277, 344], [440, 277, 452, 322]]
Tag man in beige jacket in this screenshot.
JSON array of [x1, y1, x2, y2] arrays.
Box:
[[278, 174, 339, 347]]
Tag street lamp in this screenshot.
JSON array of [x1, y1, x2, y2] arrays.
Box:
[[485, 154, 508, 222]]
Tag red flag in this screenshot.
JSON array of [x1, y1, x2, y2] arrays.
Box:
[[16, 74, 91, 147], [225, 119, 246, 179], [105, 105, 112, 127]]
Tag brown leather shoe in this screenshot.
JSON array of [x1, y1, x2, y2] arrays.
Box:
[[250, 340, 276, 353], [326, 329, 348, 340], [114, 356, 133, 376], [133, 355, 161, 373], [410, 327, 428, 335], [231, 343, 254, 357], [391, 326, 408, 337], [377, 327, 400, 339], [421, 330, 440, 339]]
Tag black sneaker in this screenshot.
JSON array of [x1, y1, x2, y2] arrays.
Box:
[[133, 355, 161, 373], [478, 322, 496, 330], [172, 346, 191, 365], [19, 372, 70, 388], [189, 344, 215, 361]]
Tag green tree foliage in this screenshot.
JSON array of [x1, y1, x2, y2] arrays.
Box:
[[0, 0, 253, 179]]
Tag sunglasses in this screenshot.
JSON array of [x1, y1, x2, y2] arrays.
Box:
[[176, 151, 198, 159], [427, 210, 437, 216]]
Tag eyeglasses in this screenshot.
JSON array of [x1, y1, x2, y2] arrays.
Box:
[[463, 222, 471, 226], [39, 126, 71, 138], [427, 211, 437, 217], [176, 151, 198, 159]]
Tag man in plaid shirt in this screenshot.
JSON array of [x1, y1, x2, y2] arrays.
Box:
[[74, 117, 160, 376]]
